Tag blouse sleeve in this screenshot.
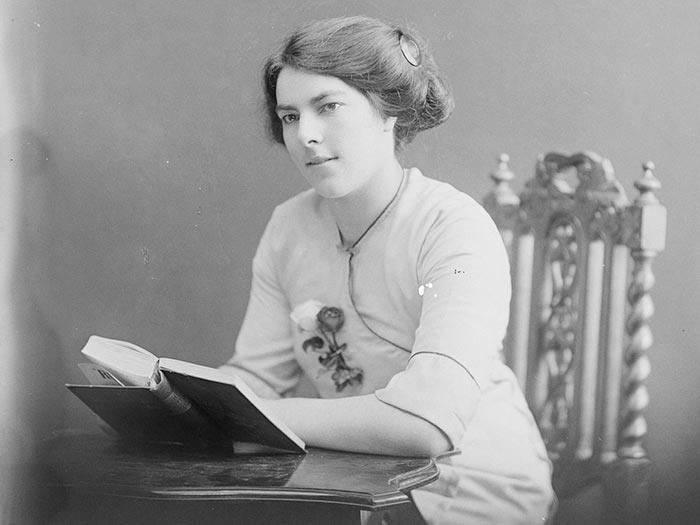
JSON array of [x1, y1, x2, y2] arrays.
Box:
[[219, 207, 302, 398], [374, 198, 511, 447]]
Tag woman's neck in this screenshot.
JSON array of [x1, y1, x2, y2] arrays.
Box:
[[328, 159, 405, 246]]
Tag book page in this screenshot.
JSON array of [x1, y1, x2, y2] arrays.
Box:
[[81, 335, 158, 386]]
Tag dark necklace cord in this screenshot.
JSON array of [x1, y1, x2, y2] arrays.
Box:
[[338, 169, 406, 252], [343, 170, 411, 353]]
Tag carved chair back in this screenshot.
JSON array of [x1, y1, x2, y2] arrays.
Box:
[[483, 151, 666, 524]]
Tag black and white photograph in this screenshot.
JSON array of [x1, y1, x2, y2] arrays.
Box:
[[1, 1, 698, 523]]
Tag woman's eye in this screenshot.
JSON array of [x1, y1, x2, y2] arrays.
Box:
[[320, 102, 340, 113], [280, 114, 298, 124]]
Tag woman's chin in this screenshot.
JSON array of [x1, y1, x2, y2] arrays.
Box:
[[312, 184, 351, 200], [305, 175, 352, 200]]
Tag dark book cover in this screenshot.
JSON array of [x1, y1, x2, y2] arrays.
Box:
[[67, 385, 226, 447], [161, 367, 305, 453]]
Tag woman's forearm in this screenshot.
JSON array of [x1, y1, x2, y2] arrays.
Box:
[[265, 394, 451, 457]]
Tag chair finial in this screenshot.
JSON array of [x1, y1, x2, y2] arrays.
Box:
[[634, 161, 661, 205], [487, 153, 519, 208], [490, 153, 514, 185]]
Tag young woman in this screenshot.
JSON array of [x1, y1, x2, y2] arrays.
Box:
[[221, 15, 554, 524]]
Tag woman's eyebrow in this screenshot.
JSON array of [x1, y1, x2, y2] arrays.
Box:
[[276, 90, 347, 113]]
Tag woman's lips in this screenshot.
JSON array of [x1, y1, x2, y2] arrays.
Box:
[[306, 156, 337, 166]]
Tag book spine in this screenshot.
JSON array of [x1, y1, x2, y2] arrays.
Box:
[[150, 372, 192, 414], [150, 371, 225, 446]]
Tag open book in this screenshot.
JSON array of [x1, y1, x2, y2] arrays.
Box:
[[67, 335, 305, 453]]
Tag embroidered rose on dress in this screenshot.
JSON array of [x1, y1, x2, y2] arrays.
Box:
[[317, 306, 344, 332], [290, 301, 363, 392]]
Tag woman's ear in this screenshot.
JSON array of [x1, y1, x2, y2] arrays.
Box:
[[383, 116, 397, 133]]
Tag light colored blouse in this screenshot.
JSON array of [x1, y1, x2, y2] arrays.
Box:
[[222, 168, 553, 524]]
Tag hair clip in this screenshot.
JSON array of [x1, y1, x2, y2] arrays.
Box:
[[399, 33, 422, 67]]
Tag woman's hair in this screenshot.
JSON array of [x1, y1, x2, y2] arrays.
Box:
[[262, 16, 454, 151]]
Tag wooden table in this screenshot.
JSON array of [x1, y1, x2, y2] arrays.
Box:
[[46, 432, 438, 524]]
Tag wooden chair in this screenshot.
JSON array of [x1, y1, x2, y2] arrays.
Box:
[[483, 151, 666, 524]]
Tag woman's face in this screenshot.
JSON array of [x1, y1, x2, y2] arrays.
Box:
[[275, 67, 397, 200]]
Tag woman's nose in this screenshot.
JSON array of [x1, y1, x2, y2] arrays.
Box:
[[296, 114, 322, 145]]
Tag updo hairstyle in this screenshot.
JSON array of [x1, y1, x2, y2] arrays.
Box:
[[262, 16, 454, 151]]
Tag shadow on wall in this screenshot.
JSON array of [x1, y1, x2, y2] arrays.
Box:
[[1, 127, 68, 523]]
